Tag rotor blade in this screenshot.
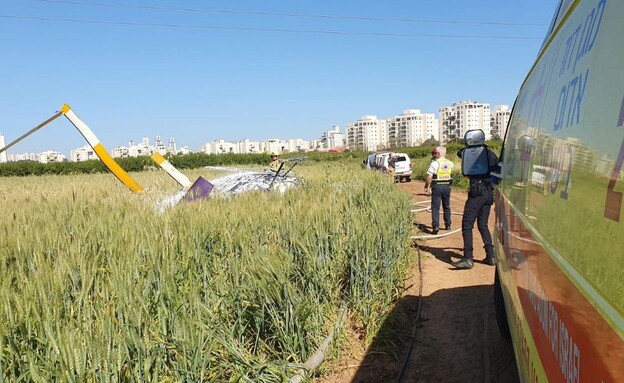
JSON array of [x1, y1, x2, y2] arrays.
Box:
[[0, 111, 63, 154]]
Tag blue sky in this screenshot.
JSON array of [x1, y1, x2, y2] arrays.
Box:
[[1, 0, 558, 156]]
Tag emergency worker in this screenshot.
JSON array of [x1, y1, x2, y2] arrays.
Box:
[[424, 146, 454, 234], [452, 146, 499, 269], [269, 152, 281, 173], [388, 154, 397, 181]]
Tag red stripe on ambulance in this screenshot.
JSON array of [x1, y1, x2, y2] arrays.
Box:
[[500, 199, 624, 383]]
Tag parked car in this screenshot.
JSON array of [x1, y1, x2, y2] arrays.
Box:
[[390, 153, 412, 182]]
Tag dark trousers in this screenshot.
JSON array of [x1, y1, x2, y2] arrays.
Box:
[[431, 184, 451, 229], [461, 188, 494, 260]]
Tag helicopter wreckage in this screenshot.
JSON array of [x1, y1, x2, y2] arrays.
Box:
[[155, 156, 306, 212]]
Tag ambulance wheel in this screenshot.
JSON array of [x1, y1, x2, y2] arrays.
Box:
[[494, 269, 511, 339]]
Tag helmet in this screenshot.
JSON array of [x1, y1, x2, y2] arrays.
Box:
[[270, 152, 277, 156], [464, 129, 486, 146]]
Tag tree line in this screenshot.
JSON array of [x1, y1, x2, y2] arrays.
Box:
[[0, 139, 501, 177], [0, 152, 364, 177]]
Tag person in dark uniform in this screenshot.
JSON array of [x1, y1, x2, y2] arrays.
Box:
[[424, 146, 454, 234], [452, 146, 499, 269]]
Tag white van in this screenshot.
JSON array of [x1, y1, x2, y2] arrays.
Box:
[[375, 152, 391, 173], [391, 153, 412, 182]]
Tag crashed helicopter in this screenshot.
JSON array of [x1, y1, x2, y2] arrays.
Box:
[[153, 153, 306, 212]]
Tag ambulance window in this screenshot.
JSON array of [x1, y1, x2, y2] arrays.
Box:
[[541, 0, 573, 47]]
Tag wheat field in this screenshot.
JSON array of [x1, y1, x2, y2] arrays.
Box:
[[0, 162, 412, 382]]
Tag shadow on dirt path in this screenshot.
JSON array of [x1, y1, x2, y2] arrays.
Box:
[[316, 180, 520, 383], [345, 283, 519, 383], [416, 244, 463, 265]]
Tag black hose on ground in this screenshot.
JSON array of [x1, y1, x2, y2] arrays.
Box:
[[394, 245, 424, 383]]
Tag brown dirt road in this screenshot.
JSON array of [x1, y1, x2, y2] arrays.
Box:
[[315, 180, 520, 383]]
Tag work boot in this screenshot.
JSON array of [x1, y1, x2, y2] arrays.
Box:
[[444, 224, 451, 230], [432, 226, 439, 234], [452, 258, 474, 269], [484, 247, 496, 266]]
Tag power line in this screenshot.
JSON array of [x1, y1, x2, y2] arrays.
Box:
[[0, 15, 545, 40], [26, 0, 549, 28]]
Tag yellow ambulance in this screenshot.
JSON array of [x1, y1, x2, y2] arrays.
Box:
[[493, 0, 624, 381]]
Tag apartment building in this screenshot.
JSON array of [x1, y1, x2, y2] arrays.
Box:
[[346, 115, 388, 151], [319, 126, 345, 150], [232, 139, 259, 154], [491, 105, 511, 139], [200, 138, 310, 155], [71, 145, 98, 162], [7, 153, 38, 162], [387, 109, 439, 147], [38, 151, 66, 163], [202, 139, 238, 155], [439, 101, 491, 143], [4, 151, 65, 163], [111, 136, 174, 158], [284, 138, 309, 153]]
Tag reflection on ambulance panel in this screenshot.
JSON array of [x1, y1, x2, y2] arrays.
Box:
[[530, 165, 562, 189]]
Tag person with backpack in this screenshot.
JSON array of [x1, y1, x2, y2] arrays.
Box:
[[452, 145, 499, 269]]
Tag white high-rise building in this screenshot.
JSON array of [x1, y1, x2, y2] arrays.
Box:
[[168, 137, 176, 153], [7, 153, 38, 162], [491, 105, 511, 139], [388, 109, 439, 147], [346, 115, 388, 151], [201, 138, 299, 155], [285, 138, 309, 153], [153, 135, 167, 155], [262, 139, 287, 154], [38, 151, 66, 164], [320, 126, 345, 150], [0, 134, 7, 163], [71, 145, 98, 162], [112, 146, 130, 158], [109, 135, 174, 158], [236, 139, 260, 154], [439, 101, 491, 143], [202, 139, 237, 155]]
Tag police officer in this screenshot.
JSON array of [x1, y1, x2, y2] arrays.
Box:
[[424, 146, 454, 234], [452, 146, 499, 269]]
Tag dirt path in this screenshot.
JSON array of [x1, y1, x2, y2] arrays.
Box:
[[316, 180, 519, 383]]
